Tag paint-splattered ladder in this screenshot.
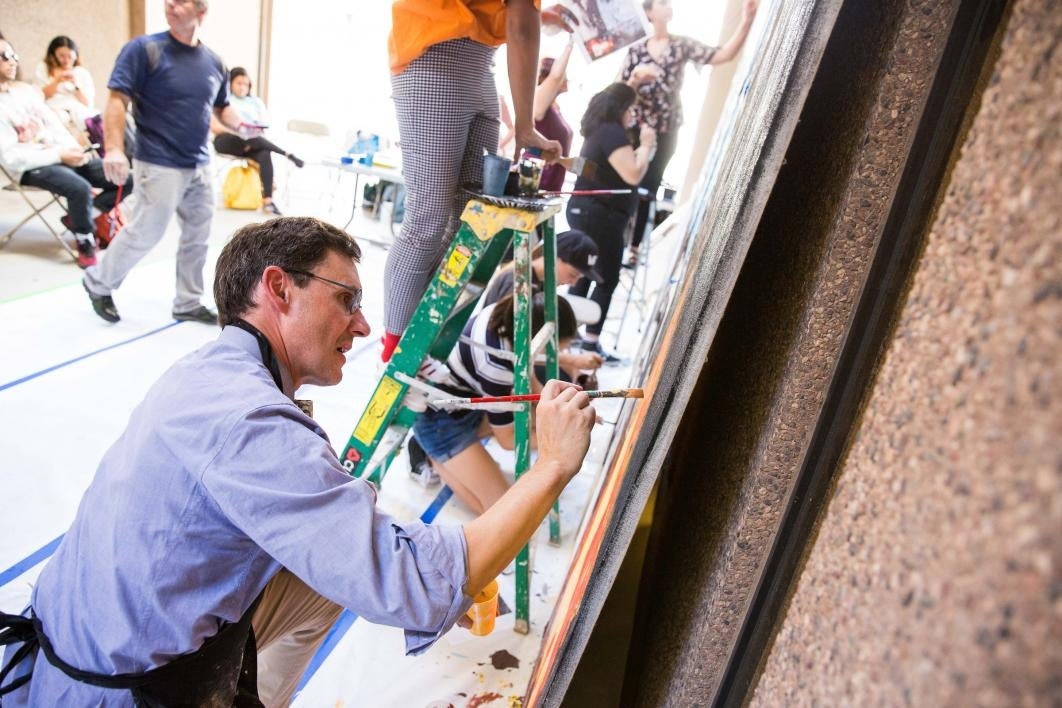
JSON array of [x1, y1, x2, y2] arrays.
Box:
[[338, 196, 563, 634]]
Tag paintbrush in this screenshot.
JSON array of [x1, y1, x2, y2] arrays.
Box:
[[433, 388, 645, 409], [540, 188, 634, 196], [524, 148, 598, 179], [555, 155, 597, 179]]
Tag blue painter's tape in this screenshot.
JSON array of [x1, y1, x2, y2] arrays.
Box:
[[0, 322, 182, 392], [0, 534, 63, 589], [293, 608, 358, 696], [420, 485, 454, 524]]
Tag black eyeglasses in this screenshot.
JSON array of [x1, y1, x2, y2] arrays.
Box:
[[0, 51, 19, 63], [285, 269, 362, 314]]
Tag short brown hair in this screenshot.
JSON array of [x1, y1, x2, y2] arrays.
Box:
[[214, 217, 361, 326]]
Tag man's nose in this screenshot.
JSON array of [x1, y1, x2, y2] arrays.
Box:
[[350, 310, 371, 338]]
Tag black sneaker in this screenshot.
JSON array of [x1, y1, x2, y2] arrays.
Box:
[[83, 280, 120, 323], [408, 436, 440, 487], [581, 339, 621, 365], [173, 305, 218, 325]]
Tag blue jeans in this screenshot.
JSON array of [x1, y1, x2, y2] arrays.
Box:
[[413, 407, 486, 463], [20, 159, 132, 235]]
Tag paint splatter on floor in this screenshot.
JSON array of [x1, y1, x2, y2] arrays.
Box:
[[489, 649, 520, 670], [467, 692, 504, 708]]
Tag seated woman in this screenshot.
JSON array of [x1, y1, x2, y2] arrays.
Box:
[[211, 67, 303, 215], [34, 36, 97, 143], [566, 83, 655, 362], [0, 38, 132, 267], [413, 293, 578, 515]]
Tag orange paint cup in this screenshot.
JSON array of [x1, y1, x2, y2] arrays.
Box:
[[466, 579, 500, 636]]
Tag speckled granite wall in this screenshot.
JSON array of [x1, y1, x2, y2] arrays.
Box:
[[751, 0, 1061, 705], [623, 1, 967, 704]]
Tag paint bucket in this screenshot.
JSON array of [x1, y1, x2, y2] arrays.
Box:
[[482, 155, 512, 197], [466, 579, 499, 636]]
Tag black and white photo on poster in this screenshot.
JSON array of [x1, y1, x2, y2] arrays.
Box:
[[550, 0, 650, 61]]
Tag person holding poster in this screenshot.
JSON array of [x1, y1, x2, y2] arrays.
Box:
[[622, 0, 759, 266]]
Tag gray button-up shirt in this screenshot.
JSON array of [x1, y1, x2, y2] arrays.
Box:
[[4, 326, 471, 705]]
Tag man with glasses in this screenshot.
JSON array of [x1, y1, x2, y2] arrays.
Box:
[[81, 0, 244, 324], [0, 38, 132, 267], [1, 217, 596, 706]]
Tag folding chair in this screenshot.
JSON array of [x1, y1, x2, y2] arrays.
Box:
[[0, 164, 77, 261], [279, 119, 339, 212]]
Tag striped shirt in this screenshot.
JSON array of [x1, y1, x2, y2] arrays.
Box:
[[446, 303, 515, 426]]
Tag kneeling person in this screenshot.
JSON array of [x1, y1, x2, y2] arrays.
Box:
[[414, 293, 580, 515]]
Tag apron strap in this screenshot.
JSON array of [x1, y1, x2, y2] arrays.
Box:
[[1, 594, 263, 704], [0, 612, 38, 697]]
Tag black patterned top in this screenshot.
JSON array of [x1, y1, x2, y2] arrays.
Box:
[[621, 35, 718, 135]]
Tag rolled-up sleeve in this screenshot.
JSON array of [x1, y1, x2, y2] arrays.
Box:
[[392, 522, 474, 654], [201, 403, 473, 654]]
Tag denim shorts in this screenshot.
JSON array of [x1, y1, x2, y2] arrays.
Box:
[[413, 407, 485, 463]]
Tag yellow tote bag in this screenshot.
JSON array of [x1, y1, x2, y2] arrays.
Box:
[[223, 164, 263, 210]]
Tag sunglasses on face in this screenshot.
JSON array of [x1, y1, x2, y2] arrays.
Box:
[[285, 269, 363, 315], [0, 51, 19, 63]]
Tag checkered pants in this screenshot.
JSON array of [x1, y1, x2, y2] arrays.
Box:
[[385, 39, 501, 333]]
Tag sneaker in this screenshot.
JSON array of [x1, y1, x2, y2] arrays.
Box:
[[408, 436, 440, 487], [83, 280, 120, 323], [60, 214, 74, 233], [75, 238, 97, 269], [262, 201, 283, 216], [622, 248, 640, 270], [173, 305, 218, 325], [581, 339, 621, 365]]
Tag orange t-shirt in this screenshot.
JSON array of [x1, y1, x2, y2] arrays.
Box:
[[389, 0, 539, 74]]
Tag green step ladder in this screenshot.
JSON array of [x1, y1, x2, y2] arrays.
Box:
[[339, 195, 563, 634]]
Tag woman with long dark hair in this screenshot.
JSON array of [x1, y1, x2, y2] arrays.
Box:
[[211, 67, 303, 215], [566, 82, 655, 362], [412, 293, 578, 514], [621, 0, 758, 265], [34, 36, 98, 137]]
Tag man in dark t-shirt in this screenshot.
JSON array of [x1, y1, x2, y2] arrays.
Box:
[[83, 0, 244, 325]]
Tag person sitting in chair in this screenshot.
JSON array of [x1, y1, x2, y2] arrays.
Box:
[[211, 67, 302, 216], [0, 38, 132, 268]]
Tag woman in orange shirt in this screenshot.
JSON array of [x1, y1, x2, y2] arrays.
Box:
[[381, 0, 564, 362]]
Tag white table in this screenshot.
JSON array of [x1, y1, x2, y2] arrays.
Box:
[[323, 157, 404, 237]]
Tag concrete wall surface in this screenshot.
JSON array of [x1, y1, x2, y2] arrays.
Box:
[[753, 0, 1060, 704], [1, 0, 129, 113]]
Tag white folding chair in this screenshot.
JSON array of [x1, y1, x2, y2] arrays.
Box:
[[279, 119, 339, 212], [0, 164, 77, 261]]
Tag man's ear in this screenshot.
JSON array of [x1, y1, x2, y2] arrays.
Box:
[[261, 265, 290, 310]]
